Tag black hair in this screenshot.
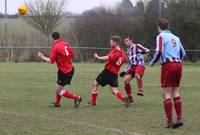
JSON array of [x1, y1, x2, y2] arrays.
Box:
[[51, 32, 60, 40]]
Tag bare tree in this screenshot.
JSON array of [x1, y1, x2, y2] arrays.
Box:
[[24, 0, 68, 38]]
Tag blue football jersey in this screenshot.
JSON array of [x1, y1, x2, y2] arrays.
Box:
[[150, 30, 186, 65]]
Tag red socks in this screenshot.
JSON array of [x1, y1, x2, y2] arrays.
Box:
[[137, 78, 143, 91], [63, 90, 79, 100], [174, 96, 182, 121], [125, 83, 132, 97], [91, 90, 125, 105], [55, 94, 61, 104], [115, 91, 125, 102], [90, 92, 98, 105], [164, 98, 173, 123], [54, 90, 79, 105], [164, 97, 183, 123]]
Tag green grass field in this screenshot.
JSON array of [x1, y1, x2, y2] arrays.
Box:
[[0, 63, 200, 135]]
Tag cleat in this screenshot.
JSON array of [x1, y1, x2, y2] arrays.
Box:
[[137, 91, 144, 96], [172, 120, 184, 129], [49, 102, 61, 107], [85, 101, 96, 106], [129, 98, 134, 103], [74, 97, 82, 108], [165, 121, 173, 128], [123, 97, 130, 108], [128, 96, 134, 103]]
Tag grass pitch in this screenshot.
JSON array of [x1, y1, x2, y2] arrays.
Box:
[[0, 63, 200, 135]]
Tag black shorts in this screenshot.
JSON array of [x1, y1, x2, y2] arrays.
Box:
[[57, 68, 74, 86], [96, 69, 118, 87]]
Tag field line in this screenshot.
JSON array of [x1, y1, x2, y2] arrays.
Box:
[[0, 110, 141, 135]]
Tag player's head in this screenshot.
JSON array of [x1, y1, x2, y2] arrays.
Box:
[[110, 36, 121, 48], [51, 32, 60, 41], [157, 18, 169, 33], [124, 35, 133, 48]]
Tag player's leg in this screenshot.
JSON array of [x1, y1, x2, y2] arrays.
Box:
[[160, 63, 174, 128], [162, 87, 173, 128], [135, 66, 145, 96], [172, 87, 182, 121], [124, 74, 134, 102], [87, 80, 100, 106], [51, 84, 64, 107], [55, 86, 81, 108], [87, 70, 111, 106], [171, 63, 183, 128], [135, 74, 144, 96], [87, 70, 107, 106], [60, 89, 81, 101], [56, 69, 82, 108], [111, 87, 130, 108], [172, 87, 183, 128]]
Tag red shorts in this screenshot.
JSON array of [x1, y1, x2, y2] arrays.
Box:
[[126, 65, 145, 78], [161, 62, 182, 88]]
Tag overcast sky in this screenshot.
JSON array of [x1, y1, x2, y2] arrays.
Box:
[[0, 0, 137, 14]]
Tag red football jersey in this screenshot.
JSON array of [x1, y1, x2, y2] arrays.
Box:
[[50, 39, 74, 73], [105, 48, 126, 75]]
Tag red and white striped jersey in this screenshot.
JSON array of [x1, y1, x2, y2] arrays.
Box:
[[126, 44, 149, 69]]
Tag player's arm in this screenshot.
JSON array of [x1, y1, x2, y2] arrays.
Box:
[[68, 47, 74, 58], [65, 43, 74, 59], [94, 53, 109, 61], [37, 52, 51, 63], [38, 46, 57, 64], [137, 44, 150, 54], [179, 39, 186, 61], [150, 36, 163, 66]]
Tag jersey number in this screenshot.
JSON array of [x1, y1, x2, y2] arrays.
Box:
[[172, 39, 176, 47], [64, 46, 69, 56], [116, 57, 122, 65]]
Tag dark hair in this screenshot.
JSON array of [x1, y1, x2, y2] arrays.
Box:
[[111, 36, 121, 44], [157, 18, 169, 30], [124, 34, 133, 41], [51, 32, 60, 40]]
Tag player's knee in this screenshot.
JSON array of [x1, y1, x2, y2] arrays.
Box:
[[124, 76, 131, 84], [162, 92, 171, 100], [56, 88, 62, 94], [135, 74, 141, 79], [56, 90, 64, 96], [124, 79, 130, 85], [173, 91, 180, 98], [111, 88, 118, 95], [164, 92, 172, 100], [93, 80, 98, 87], [172, 87, 180, 97]]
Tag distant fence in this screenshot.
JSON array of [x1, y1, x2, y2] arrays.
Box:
[[0, 46, 199, 63]]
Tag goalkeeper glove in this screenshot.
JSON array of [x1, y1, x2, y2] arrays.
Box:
[[119, 71, 126, 77], [140, 51, 146, 54]]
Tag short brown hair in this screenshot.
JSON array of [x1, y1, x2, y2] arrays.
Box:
[[111, 36, 121, 44], [157, 18, 169, 30]]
